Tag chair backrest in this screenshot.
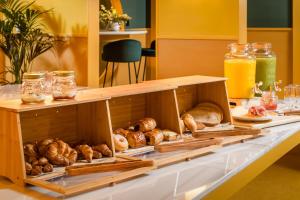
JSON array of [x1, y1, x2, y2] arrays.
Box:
[[102, 39, 142, 62], [150, 40, 156, 50]]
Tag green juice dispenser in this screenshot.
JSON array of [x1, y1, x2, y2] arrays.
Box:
[[251, 43, 277, 91]]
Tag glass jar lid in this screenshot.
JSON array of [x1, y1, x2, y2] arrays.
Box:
[[251, 42, 273, 55], [23, 72, 45, 79], [53, 71, 75, 77]]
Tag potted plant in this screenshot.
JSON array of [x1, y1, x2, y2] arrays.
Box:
[[100, 5, 132, 31], [0, 0, 56, 85]]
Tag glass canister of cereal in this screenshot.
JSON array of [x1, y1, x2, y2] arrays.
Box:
[[21, 72, 46, 104], [52, 71, 77, 100]]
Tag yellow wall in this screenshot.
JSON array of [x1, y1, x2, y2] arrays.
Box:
[[35, 0, 88, 36], [293, 0, 300, 84], [0, 0, 96, 86], [156, 0, 242, 79], [31, 0, 93, 86], [157, 0, 239, 39]]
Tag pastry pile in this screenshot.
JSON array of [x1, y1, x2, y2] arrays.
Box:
[[113, 118, 178, 152], [181, 102, 224, 133], [23, 138, 112, 176]]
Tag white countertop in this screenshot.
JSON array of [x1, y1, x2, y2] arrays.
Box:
[[100, 29, 147, 35], [1, 123, 300, 199]]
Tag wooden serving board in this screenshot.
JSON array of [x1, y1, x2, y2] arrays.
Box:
[[116, 146, 155, 156], [192, 128, 261, 139], [66, 159, 154, 176], [154, 138, 222, 153], [284, 110, 300, 116], [233, 115, 300, 129]]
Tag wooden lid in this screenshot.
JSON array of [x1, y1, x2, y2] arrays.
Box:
[[23, 72, 45, 79], [90, 81, 177, 98], [145, 75, 227, 87], [53, 71, 75, 77], [0, 89, 110, 112]]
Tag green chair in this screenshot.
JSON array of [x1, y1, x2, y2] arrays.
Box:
[[138, 40, 156, 81], [102, 39, 142, 87]]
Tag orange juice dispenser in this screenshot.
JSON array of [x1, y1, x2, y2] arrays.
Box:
[[224, 43, 256, 99]]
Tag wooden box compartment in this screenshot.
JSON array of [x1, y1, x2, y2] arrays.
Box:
[[163, 76, 232, 133], [0, 91, 152, 196], [99, 83, 182, 155], [20, 102, 113, 151]]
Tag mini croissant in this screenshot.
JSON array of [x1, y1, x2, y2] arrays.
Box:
[[24, 143, 38, 158], [93, 144, 112, 157], [76, 145, 93, 163]]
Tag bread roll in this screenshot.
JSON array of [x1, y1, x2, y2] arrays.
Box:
[[185, 102, 223, 126], [161, 130, 178, 141], [113, 134, 129, 152], [196, 122, 206, 130], [144, 129, 164, 145], [182, 114, 197, 133], [134, 118, 157, 132], [126, 131, 146, 148]]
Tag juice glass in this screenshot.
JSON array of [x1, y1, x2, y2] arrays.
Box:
[[224, 43, 256, 99], [251, 43, 276, 91]]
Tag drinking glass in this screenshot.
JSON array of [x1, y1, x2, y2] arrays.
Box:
[[260, 91, 278, 110], [296, 85, 300, 107], [284, 85, 297, 109]]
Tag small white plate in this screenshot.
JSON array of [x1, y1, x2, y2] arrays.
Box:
[[233, 114, 272, 122]]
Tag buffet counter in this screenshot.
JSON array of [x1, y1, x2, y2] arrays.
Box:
[[1, 122, 299, 199]]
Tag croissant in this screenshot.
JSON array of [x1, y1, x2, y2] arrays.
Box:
[[37, 138, 54, 156], [27, 156, 38, 164], [76, 145, 93, 163], [31, 165, 42, 176], [134, 118, 157, 132], [43, 164, 54, 173], [182, 114, 198, 133], [93, 151, 102, 159], [25, 162, 32, 175], [93, 144, 113, 157], [46, 139, 78, 166], [24, 143, 38, 158], [38, 157, 49, 166]]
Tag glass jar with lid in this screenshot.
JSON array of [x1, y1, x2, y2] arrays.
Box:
[[251, 42, 276, 91], [224, 43, 256, 98], [52, 71, 77, 100], [21, 72, 46, 104]]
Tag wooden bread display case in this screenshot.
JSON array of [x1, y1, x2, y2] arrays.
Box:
[[0, 75, 250, 196], [0, 90, 154, 196]]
